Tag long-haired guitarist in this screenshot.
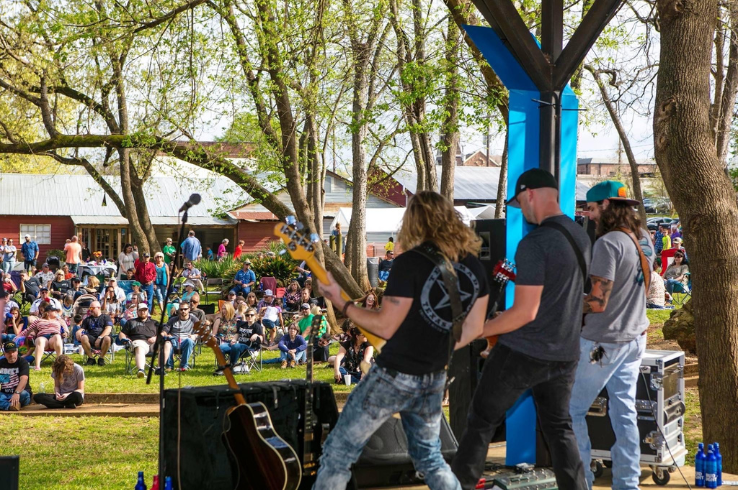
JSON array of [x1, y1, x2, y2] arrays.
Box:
[[313, 191, 489, 490]]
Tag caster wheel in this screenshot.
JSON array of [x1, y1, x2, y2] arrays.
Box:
[[591, 460, 604, 478], [652, 468, 671, 485]]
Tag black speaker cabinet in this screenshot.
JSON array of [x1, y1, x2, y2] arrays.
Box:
[[161, 380, 339, 490], [0, 456, 19, 490], [350, 414, 458, 488]]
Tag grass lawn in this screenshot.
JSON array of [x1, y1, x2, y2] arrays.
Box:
[[0, 416, 159, 490], [24, 341, 353, 394]]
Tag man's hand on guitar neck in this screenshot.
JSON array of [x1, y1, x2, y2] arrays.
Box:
[[318, 271, 411, 340], [481, 285, 543, 338]]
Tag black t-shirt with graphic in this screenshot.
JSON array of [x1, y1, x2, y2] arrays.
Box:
[[237, 320, 264, 350], [378, 249, 489, 375], [0, 356, 30, 394]]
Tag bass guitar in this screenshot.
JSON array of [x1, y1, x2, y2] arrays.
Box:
[[480, 259, 516, 359], [274, 216, 386, 353], [193, 323, 302, 490]]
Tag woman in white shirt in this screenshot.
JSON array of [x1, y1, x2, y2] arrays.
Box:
[[117, 244, 138, 279]]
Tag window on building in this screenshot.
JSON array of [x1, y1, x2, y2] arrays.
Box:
[[20, 224, 51, 244]]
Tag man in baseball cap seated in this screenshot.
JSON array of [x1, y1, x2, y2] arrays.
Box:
[[119, 303, 159, 378], [0, 341, 31, 411]]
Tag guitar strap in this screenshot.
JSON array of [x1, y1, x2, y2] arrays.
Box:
[[615, 228, 652, 296], [412, 242, 466, 388]]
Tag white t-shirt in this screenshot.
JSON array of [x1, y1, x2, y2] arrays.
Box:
[[263, 305, 280, 322]]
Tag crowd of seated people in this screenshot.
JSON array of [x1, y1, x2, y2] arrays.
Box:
[[0, 235, 390, 410]]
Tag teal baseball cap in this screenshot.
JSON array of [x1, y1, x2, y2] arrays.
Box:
[[586, 181, 640, 206]]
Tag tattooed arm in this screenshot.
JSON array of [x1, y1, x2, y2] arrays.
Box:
[[583, 276, 613, 314]]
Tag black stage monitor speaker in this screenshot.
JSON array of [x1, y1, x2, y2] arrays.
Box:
[[0, 456, 19, 490], [161, 380, 339, 490], [350, 414, 457, 488]]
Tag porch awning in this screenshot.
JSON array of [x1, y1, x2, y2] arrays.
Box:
[[71, 215, 238, 226], [71, 216, 129, 226]]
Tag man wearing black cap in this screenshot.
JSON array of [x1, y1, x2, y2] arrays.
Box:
[[452, 169, 591, 490], [0, 341, 31, 411]]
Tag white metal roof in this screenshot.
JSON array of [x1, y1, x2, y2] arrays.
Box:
[[394, 166, 591, 201], [0, 173, 245, 224]]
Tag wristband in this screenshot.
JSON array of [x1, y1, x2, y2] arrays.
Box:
[[341, 301, 352, 316]]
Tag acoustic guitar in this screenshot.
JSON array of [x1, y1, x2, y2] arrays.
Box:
[[274, 217, 386, 353], [193, 323, 301, 490], [479, 259, 516, 359]]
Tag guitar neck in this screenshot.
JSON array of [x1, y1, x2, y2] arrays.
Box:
[[304, 257, 386, 353], [212, 342, 246, 406]]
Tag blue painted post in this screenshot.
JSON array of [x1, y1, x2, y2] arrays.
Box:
[[464, 25, 579, 466]]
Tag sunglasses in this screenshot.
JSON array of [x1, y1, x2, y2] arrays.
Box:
[[179, 308, 189, 312], [246, 314, 255, 317]]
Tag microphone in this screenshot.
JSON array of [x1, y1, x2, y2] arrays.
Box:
[[178, 193, 201, 212]]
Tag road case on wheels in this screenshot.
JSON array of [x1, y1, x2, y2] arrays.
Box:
[[586, 349, 687, 486]]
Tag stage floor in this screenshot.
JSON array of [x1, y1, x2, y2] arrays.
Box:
[[367, 442, 733, 489]]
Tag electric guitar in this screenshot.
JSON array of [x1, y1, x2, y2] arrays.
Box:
[[193, 323, 301, 490], [274, 217, 386, 353], [480, 259, 516, 359], [301, 313, 323, 479]]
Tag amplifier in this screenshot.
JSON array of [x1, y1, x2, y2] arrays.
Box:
[[161, 380, 338, 490], [587, 350, 687, 467]]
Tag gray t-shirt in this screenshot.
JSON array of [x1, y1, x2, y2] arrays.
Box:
[[498, 215, 592, 362], [166, 316, 195, 337], [582, 229, 654, 343], [52, 363, 85, 396]]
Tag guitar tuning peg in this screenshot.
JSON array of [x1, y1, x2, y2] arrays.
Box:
[[285, 216, 296, 226], [309, 233, 320, 243], [295, 222, 304, 231]]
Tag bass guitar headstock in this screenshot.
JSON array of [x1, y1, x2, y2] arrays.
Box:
[[492, 259, 516, 284], [274, 216, 321, 262]]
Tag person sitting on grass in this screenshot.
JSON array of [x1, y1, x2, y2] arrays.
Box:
[[333, 327, 374, 384], [162, 301, 198, 372], [647, 259, 668, 309], [33, 354, 84, 409], [25, 306, 67, 371], [213, 302, 243, 373], [277, 324, 306, 369], [78, 301, 114, 366], [0, 341, 31, 411], [119, 303, 159, 378]]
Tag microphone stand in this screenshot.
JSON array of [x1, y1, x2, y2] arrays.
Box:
[[147, 207, 190, 482]]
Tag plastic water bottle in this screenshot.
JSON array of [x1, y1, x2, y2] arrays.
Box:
[[150, 475, 159, 490], [38, 382, 46, 394], [715, 443, 723, 486], [164, 477, 173, 490], [696, 443, 706, 487], [707, 447, 718, 489], [135, 471, 147, 490]]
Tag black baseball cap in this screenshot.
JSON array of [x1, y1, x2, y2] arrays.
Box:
[[506, 168, 558, 208], [3, 341, 17, 352]]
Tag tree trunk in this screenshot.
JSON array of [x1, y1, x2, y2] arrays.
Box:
[[130, 174, 161, 254], [654, 0, 738, 471], [587, 66, 648, 225], [344, 44, 370, 290], [440, 17, 460, 201], [495, 134, 508, 218], [716, 2, 738, 166], [116, 149, 150, 252]]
